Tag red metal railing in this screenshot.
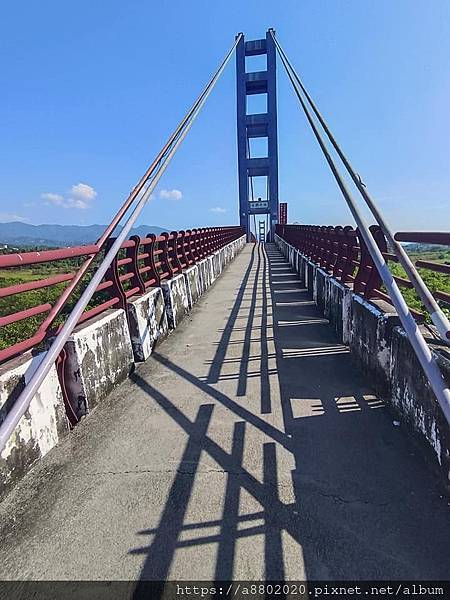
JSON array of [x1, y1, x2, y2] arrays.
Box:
[[0, 226, 243, 364], [275, 224, 450, 324]]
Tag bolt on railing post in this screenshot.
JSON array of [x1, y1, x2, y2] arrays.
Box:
[[185, 230, 195, 265], [179, 230, 189, 269], [321, 226, 328, 268], [204, 228, 210, 257], [191, 229, 200, 261], [313, 227, 320, 263], [201, 228, 208, 258], [160, 233, 174, 279], [168, 232, 182, 274], [144, 233, 160, 287], [331, 226, 344, 279], [197, 228, 205, 258], [325, 226, 334, 271], [104, 238, 127, 311], [209, 228, 215, 253], [127, 235, 146, 295]]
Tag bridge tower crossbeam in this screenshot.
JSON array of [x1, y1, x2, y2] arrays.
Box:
[[236, 29, 279, 242]]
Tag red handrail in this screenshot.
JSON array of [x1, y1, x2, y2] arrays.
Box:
[[0, 226, 243, 363], [276, 224, 450, 324]]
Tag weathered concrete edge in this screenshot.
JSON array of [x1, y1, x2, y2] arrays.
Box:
[[127, 287, 169, 362], [274, 234, 450, 485], [0, 235, 246, 498], [0, 353, 69, 499], [390, 326, 450, 481], [63, 308, 135, 420]]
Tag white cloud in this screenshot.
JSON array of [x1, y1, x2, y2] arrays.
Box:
[[70, 182, 97, 200], [159, 189, 182, 200], [41, 182, 97, 209], [210, 206, 227, 213], [69, 183, 97, 204], [0, 213, 30, 223], [41, 192, 65, 206], [67, 198, 90, 209]]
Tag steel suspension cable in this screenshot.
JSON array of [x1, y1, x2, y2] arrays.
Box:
[[270, 31, 450, 343], [0, 34, 242, 453], [34, 36, 243, 342], [272, 34, 450, 424]]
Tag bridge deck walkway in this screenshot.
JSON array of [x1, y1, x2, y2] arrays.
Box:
[[1, 243, 449, 581]]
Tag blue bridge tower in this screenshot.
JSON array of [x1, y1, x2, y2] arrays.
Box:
[[236, 29, 279, 242]]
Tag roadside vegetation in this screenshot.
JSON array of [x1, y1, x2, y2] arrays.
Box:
[[387, 247, 450, 323], [0, 247, 104, 352]]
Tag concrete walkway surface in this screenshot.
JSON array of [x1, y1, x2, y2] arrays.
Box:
[[0, 243, 449, 581]]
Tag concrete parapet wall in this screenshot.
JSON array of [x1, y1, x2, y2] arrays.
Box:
[[275, 233, 450, 484], [224, 245, 232, 265], [324, 277, 352, 344], [349, 295, 400, 399], [197, 258, 212, 295], [127, 287, 169, 362], [183, 265, 202, 309], [314, 268, 328, 313], [304, 260, 314, 295], [64, 309, 134, 420], [390, 329, 450, 481], [236, 236, 246, 252], [220, 247, 226, 270], [0, 352, 69, 498], [0, 236, 246, 498], [295, 250, 301, 274], [289, 246, 295, 267], [207, 255, 217, 285], [212, 250, 223, 279], [161, 273, 190, 329], [295, 250, 306, 284], [280, 241, 404, 399], [159, 238, 245, 327]]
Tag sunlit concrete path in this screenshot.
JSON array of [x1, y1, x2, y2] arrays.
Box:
[[1, 243, 449, 581]]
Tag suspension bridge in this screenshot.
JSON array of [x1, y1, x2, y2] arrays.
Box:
[[0, 30, 450, 586]]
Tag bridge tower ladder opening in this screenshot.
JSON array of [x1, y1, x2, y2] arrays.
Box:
[[236, 28, 279, 243]]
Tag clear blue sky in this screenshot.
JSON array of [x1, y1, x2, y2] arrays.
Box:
[[1, 0, 449, 231]]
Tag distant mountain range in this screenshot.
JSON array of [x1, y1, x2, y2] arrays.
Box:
[[0, 221, 168, 248]]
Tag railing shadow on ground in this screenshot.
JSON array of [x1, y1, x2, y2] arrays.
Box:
[[128, 243, 450, 592]]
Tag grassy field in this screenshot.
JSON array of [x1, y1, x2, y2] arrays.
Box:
[[0, 251, 101, 352], [386, 248, 450, 322]]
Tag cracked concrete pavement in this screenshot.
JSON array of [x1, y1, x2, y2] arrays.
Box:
[[0, 243, 449, 581]]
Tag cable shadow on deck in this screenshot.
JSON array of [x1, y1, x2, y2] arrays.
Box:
[[129, 378, 296, 594], [206, 244, 257, 385], [128, 243, 450, 588]]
